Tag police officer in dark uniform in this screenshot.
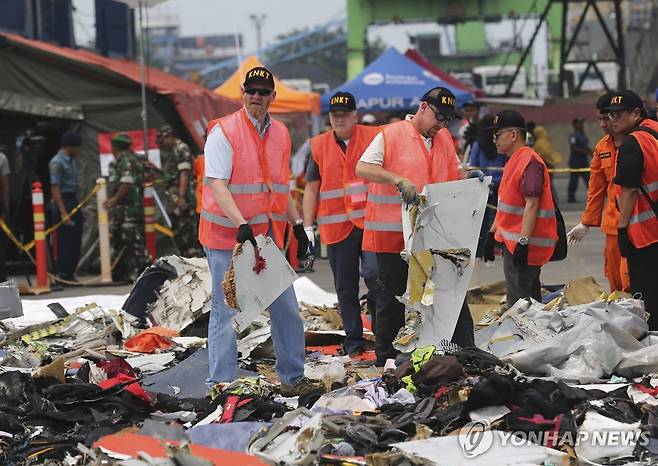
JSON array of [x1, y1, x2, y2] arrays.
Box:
[[48, 131, 83, 282]]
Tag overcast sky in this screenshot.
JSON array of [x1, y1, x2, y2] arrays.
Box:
[[73, 0, 345, 52]]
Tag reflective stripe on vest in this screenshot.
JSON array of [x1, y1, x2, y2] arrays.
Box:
[[318, 188, 345, 200], [201, 210, 270, 227], [622, 120, 658, 248], [345, 184, 368, 195], [630, 209, 656, 225], [227, 183, 289, 194], [365, 220, 403, 232], [317, 209, 365, 225], [497, 200, 556, 218], [644, 180, 658, 194], [497, 227, 557, 247], [368, 193, 401, 204], [200, 210, 287, 227]]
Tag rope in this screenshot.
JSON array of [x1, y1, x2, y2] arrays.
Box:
[[0, 185, 100, 253]]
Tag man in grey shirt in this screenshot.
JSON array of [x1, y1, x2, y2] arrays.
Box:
[[0, 149, 10, 282]]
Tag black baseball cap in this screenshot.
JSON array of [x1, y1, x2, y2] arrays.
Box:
[[329, 91, 356, 112], [243, 66, 275, 90], [491, 110, 526, 131], [60, 131, 82, 147], [605, 90, 644, 112], [461, 100, 481, 109], [421, 87, 461, 119], [595, 91, 614, 111]]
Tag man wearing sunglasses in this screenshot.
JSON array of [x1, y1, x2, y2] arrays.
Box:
[[610, 90, 658, 329], [567, 92, 629, 292], [356, 87, 479, 365], [303, 92, 381, 358], [199, 66, 318, 395], [484, 110, 558, 308]]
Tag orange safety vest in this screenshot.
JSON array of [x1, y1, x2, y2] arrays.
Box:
[[194, 154, 204, 214], [581, 135, 619, 235], [363, 120, 460, 254], [310, 125, 380, 244], [198, 108, 291, 250], [616, 118, 658, 249], [494, 146, 558, 266]]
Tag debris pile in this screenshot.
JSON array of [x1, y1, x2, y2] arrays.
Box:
[[4, 260, 658, 464]]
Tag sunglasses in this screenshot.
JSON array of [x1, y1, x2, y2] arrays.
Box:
[[244, 87, 273, 97], [493, 128, 518, 141], [428, 104, 451, 123]]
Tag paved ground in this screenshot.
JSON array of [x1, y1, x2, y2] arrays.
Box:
[[18, 174, 608, 301]]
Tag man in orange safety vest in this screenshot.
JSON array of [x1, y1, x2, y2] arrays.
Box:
[[303, 91, 380, 357]]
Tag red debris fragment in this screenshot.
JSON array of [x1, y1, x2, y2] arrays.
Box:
[[252, 246, 267, 274]]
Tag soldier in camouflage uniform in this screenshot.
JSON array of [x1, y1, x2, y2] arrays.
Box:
[[157, 125, 199, 256], [104, 133, 151, 281]]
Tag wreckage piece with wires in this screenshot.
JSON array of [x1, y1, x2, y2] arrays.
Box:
[[395, 177, 491, 351]]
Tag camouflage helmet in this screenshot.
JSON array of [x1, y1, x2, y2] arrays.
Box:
[[157, 125, 174, 141], [111, 133, 132, 149]]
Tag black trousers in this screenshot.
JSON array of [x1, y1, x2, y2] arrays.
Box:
[[374, 252, 475, 361], [628, 242, 658, 330], [326, 228, 379, 353], [52, 193, 83, 280], [568, 157, 590, 199], [503, 246, 542, 307]]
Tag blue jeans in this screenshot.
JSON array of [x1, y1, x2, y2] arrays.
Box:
[[205, 245, 306, 385], [327, 227, 379, 353]]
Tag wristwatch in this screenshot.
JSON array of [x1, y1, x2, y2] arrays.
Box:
[[518, 236, 529, 246]]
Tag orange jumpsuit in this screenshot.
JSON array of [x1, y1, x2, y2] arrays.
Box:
[[580, 135, 630, 291]]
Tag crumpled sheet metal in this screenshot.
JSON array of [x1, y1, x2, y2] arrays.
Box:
[[575, 410, 641, 462], [0, 280, 23, 320], [231, 235, 298, 333], [478, 297, 655, 381], [391, 435, 567, 465], [147, 256, 212, 332], [397, 177, 490, 351], [249, 408, 324, 466]]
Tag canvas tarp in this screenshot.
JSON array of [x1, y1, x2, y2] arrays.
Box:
[[0, 32, 237, 150], [214, 55, 321, 115], [0, 32, 238, 261]]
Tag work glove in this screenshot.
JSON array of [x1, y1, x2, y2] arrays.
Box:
[[396, 179, 419, 205], [513, 243, 529, 268], [293, 223, 310, 260], [567, 222, 589, 245], [617, 227, 635, 258], [483, 231, 496, 263], [468, 170, 485, 182], [236, 223, 257, 247], [304, 226, 315, 248]]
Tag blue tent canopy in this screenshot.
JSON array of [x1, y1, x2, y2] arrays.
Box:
[[321, 48, 474, 113]]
